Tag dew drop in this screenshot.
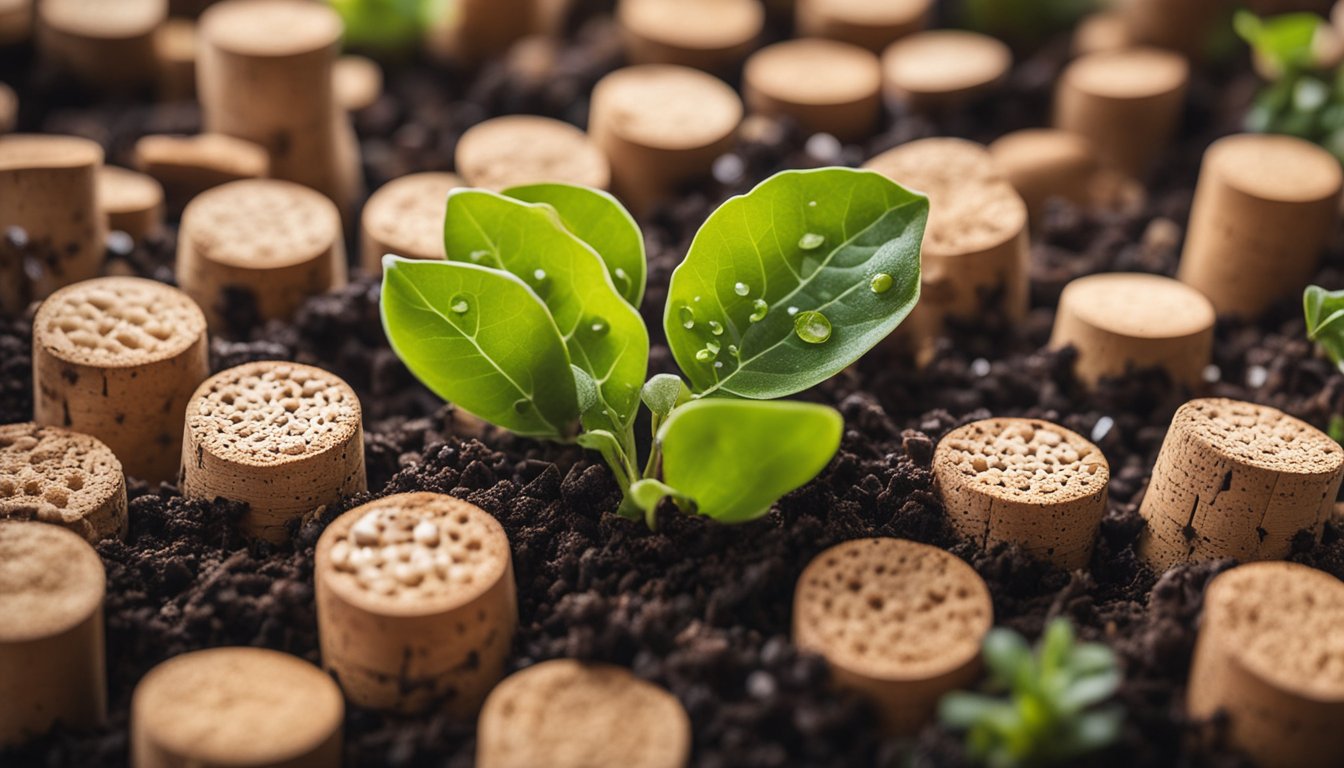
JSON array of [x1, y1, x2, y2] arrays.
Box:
[[727, 344, 739, 357], [793, 311, 832, 344], [807, 200, 818, 208], [734, 281, 750, 296], [787, 306, 799, 316], [614, 267, 630, 290], [713, 361, 724, 369], [679, 305, 696, 330], [450, 295, 470, 314], [696, 341, 722, 363], [533, 268, 547, 282], [512, 399, 529, 414], [693, 295, 703, 303], [869, 273, 894, 294], [749, 299, 768, 322], [588, 317, 609, 336], [798, 233, 825, 251], [468, 250, 489, 263], [708, 320, 724, 336]]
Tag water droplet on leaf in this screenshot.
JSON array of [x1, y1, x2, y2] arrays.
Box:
[[807, 200, 818, 208], [787, 306, 799, 316], [468, 250, 489, 263], [870, 273, 894, 294], [695, 340, 722, 363], [793, 311, 832, 344], [450, 295, 470, 314], [734, 281, 750, 296], [614, 267, 630, 290], [798, 232, 825, 250], [749, 299, 768, 322], [588, 317, 608, 336], [727, 344, 739, 357], [533, 268, 547, 282], [679, 305, 695, 330], [708, 320, 724, 336], [512, 399, 529, 414]]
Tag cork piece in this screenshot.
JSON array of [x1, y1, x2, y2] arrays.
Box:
[[794, 538, 992, 734], [617, 0, 765, 72], [1050, 273, 1214, 388], [796, 0, 930, 52], [934, 419, 1109, 570], [0, 0, 31, 47], [133, 133, 270, 215], [477, 659, 691, 768], [360, 172, 462, 273], [1118, 0, 1226, 58], [153, 18, 197, 101], [590, 64, 742, 214], [1188, 562, 1344, 768], [0, 424, 127, 542], [1053, 47, 1188, 178], [176, 178, 346, 329], [182, 361, 366, 543], [1073, 12, 1134, 56], [334, 54, 382, 113], [743, 38, 882, 143], [1178, 133, 1342, 318], [96, 165, 163, 242], [38, 0, 166, 88], [424, 0, 535, 64], [881, 30, 1011, 109], [0, 81, 15, 133], [987, 128, 1097, 221], [0, 520, 106, 747], [1139, 399, 1344, 569], [456, 115, 611, 192], [132, 647, 343, 768]]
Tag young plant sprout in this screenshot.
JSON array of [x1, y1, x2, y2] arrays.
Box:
[[328, 0, 447, 50], [1305, 284, 1344, 372], [380, 168, 927, 527], [1237, 10, 1344, 161], [939, 618, 1125, 768]]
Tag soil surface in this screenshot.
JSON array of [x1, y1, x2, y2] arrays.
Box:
[[3, 4, 1344, 768]]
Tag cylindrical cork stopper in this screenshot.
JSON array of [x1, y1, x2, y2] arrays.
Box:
[[0, 82, 15, 134], [1188, 562, 1344, 768], [182, 361, 366, 543], [132, 647, 343, 768], [794, 538, 992, 734], [360, 172, 462, 274], [316, 492, 516, 715], [176, 178, 346, 329], [334, 54, 382, 113], [424, 0, 535, 64], [1118, 0, 1226, 58], [1073, 12, 1134, 56], [1139, 398, 1344, 570], [1053, 47, 1188, 179], [590, 65, 742, 214], [0, 520, 106, 747], [987, 128, 1097, 221], [880, 30, 1011, 110], [456, 115, 611, 192], [796, 0, 930, 52], [1050, 273, 1214, 388], [0, 0, 31, 47], [743, 38, 882, 143], [133, 133, 270, 216], [33, 277, 208, 484], [154, 18, 197, 101], [617, 0, 765, 72], [1177, 133, 1342, 318], [0, 423, 127, 542], [477, 659, 691, 768], [37, 0, 166, 88], [934, 419, 1109, 570], [96, 166, 164, 242]]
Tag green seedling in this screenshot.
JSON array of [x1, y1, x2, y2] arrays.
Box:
[[381, 168, 927, 527], [1305, 284, 1344, 372], [328, 0, 450, 51], [939, 619, 1125, 768], [1237, 10, 1344, 161], [959, 0, 1096, 48]]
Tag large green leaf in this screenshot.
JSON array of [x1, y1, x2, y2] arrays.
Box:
[[664, 168, 927, 398], [380, 256, 578, 438]]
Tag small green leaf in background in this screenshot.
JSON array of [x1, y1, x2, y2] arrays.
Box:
[[329, 0, 438, 50], [1236, 10, 1323, 76], [1305, 284, 1344, 371], [380, 256, 578, 438], [664, 168, 926, 399], [657, 399, 843, 523]]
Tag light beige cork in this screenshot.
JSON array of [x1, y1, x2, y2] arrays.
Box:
[[153, 18, 196, 101], [987, 128, 1097, 221], [796, 0, 930, 52], [1073, 12, 1134, 56], [934, 419, 1109, 570], [617, 0, 764, 72], [1187, 562, 1344, 768], [0, 0, 31, 47], [1117, 0, 1226, 58], [97, 166, 163, 242], [743, 38, 882, 143], [880, 30, 1011, 109], [424, 0, 535, 64], [316, 492, 516, 715], [0, 520, 106, 747], [37, 0, 166, 88], [133, 133, 270, 215], [360, 172, 461, 274], [0, 423, 127, 542], [0, 81, 15, 134], [334, 55, 382, 113], [1177, 133, 1342, 318], [477, 659, 691, 768], [132, 647, 343, 768], [1139, 399, 1344, 570], [1050, 273, 1214, 389], [456, 115, 611, 192]]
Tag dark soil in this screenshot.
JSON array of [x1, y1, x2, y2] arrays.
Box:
[[4, 4, 1344, 768]]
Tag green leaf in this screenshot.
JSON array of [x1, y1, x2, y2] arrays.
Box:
[[657, 399, 842, 523], [1305, 285, 1344, 369], [504, 183, 647, 307], [380, 256, 578, 438], [1236, 10, 1323, 74], [640, 373, 691, 420], [940, 692, 1006, 729], [983, 628, 1032, 686], [664, 168, 926, 398]]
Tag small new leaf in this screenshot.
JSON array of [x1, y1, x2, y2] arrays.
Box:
[[1304, 284, 1344, 371], [640, 373, 691, 420]]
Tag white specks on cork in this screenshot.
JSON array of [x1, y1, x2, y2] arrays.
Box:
[[0, 423, 127, 542]]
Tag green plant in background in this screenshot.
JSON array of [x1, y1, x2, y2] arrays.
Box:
[[939, 619, 1124, 768], [1305, 284, 1344, 372], [381, 169, 927, 528], [959, 0, 1096, 48], [328, 0, 450, 50], [1237, 10, 1344, 161]]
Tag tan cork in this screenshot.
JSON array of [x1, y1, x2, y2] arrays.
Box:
[[617, 0, 764, 73], [153, 18, 197, 101], [1118, 0, 1226, 58], [988, 128, 1098, 222], [97, 166, 164, 242], [743, 38, 882, 143], [0, 81, 15, 134], [131, 647, 343, 768], [456, 115, 611, 192], [360, 172, 462, 274], [133, 133, 270, 216], [0, 423, 127, 542], [1139, 398, 1344, 570], [424, 0, 535, 65], [334, 55, 382, 113], [1187, 562, 1344, 768], [0, 520, 106, 747], [793, 537, 992, 734], [1178, 133, 1342, 318], [0, 0, 31, 47], [316, 492, 516, 715], [880, 30, 1011, 110], [796, 0, 930, 52], [37, 0, 165, 88], [477, 659, 691, 768], [1072, 12, 1134, 56], [182, 361, 367, 543]]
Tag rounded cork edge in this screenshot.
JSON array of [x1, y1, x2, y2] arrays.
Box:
[[199, 0, 342, 59], [1057, 272, 1216, 341], [1204, 133, 1344, 205], [97, 165, 164, 216], [0, 519, 106, 643], [1173, 398, 1344, 477], [33, 277, 207, 369], [591, 64, 744, 152], [39, 0, 166, 40], [0, 134, 103, 172], [933, 418, 1110, 506], [1063, 47, 1189, 101], [179, 178, 341, 270], [0, 423, 127, 543], [880, 30, 1011, 98], [618, 0, 764, 53], [455, 115, 610, 191], [744, 38, 882, 107], [362, 172, 462, 261], [334, 55, 382, 112]]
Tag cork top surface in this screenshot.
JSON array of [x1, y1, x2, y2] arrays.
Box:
[[745, 38, 882, 105], [97, 165, 164, 215], [334, 54, 383, 112], [154, 18, 197, 62], [0, 519, 105, 642], [1073, 12, 1131, 56], [0, 133, 103, 171], [0, 423, 124, 532], [40, 0, 166, 38], [1172, 398, 1344, 476], [865, 137, 998, 186], [363, 172, 461, 260], [181, 179, 340, 268], [794, 538, 992, 680], [805, 0, 929, 26], [619, 0, 764, 50], [186, 361, 361, 467], [1064, 47, 1188, 100], [1204, 562, 1344, 701], [478, 660, 691, 768], [881, 30, 1011, 97], [988, 128, 1095, 173], [1205, 133, 1343, 204], [200, 0, 342, 58], [592, 65, 743, 151], [318, 492, 511, 616], [35, 277, 206, 367], [135, 133, 270, 176], [1060, 273, 1214, 340], [935, 418, 1109, 504], [456, 115, 611, 191], [133, 647, 343, 765]]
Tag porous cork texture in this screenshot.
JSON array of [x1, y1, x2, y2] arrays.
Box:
[[456, 115, 611, 192], [476, 659, 691, 768], [796, 0, 930, 52], [176, 178, 347, 329], [793, 538, 992, 734], [360, 172, 462, 273], [32, 277, 207, 484], [743, 38, 882, 143], [617, 0, 764, 72], [182, 362, 366, 543], [96, 165, 164, 242], [1187, 562, 1344, 768], [37, 0, 166, 88], [0, 423, 127, 542], [934, 419, 1109, 570], [131, 647, 343, 768], [0, 520, 106, 747], [987, 128, 1097, 221], [880, 30, 1011, 109], [133, 133, 270, 215], [316, 492, 516, 715], [1139, 399, 1344, 569]]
